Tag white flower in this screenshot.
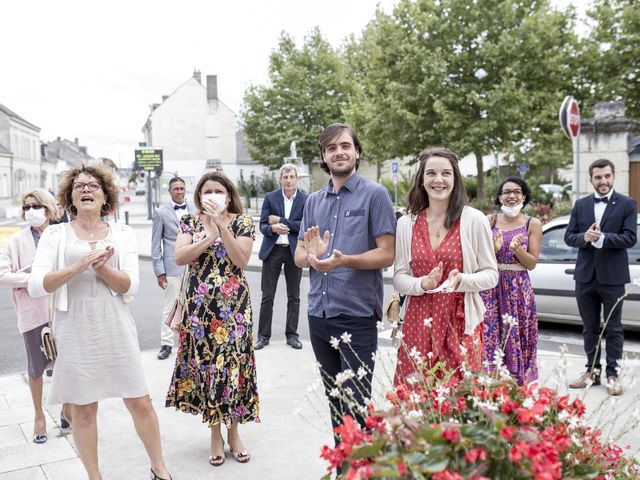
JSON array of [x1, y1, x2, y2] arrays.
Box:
[[329, 336, 340, 350], [340, 332, 352, 344], [502, 313, 518, 327], [522, 397, 534, 409], [407, 409, 423, 419], [633, 277, 640, 289], [329, 388, 340, 398], [427, 351, 433, 359], [357, 366, 367, 380], [334, 369, 355, 386], [423, 317, 432, 328], [409, 346, 422, 361], [376, 321, 384, 331], [459, 345, 467, 356]]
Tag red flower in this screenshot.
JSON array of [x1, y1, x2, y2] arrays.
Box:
[[501, 425, 516, 441], [442, 428, 460, 443], [465, 447, 488, 462], [433, 470, 464, 480], [501, 398, 520, 415]]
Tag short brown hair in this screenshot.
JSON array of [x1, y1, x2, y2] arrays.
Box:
[[406, 147, 468, 228], [589, 158, 615, 177], [317, 123, 363, 174], [193, 172, 243, 214], [58, 165, 119, 216], [21, 188, 60, 222]]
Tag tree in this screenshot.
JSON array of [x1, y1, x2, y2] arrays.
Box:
[[344, 0, 581, 198], [583, 0, 640, 119], [240, 28, 352, 169]]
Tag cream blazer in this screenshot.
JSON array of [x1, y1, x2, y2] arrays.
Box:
[[393, 206, 498, 335], [28, 222, 139, 311]]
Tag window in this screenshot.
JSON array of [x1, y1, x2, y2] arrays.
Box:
[[629, 224, 640, 264], [539, 225, 578, 263]]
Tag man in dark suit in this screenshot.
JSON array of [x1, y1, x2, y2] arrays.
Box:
[[565, 159, 637, 395], [255, 164, 308, 350], [151, 177, 195, 360]]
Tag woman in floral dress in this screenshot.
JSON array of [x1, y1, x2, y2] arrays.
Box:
[[394, 147, 498, 385], [481, 177, 542, 384], [166, 172, 259, 467]]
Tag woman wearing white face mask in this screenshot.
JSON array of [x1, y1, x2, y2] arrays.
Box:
[[481, 177, 542, 384], [168, 172, 259, 467], [0, 189, 70, 444]]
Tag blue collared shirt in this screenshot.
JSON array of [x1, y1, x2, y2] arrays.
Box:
[[299, 173, 397, 319]]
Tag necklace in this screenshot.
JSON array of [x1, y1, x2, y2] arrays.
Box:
[[426, 213, 446, 239]]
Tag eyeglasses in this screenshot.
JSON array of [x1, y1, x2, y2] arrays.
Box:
[[72, 181, 102, 192], [22, 204, 44, 212], [501, 189, 523, 197]]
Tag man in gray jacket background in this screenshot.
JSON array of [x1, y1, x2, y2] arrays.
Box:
[[151, 177, 194, 360]]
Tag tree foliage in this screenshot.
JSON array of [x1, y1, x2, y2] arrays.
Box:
[[583, 0, 640, 118], [344, 0, 580, 198], [240, 28, 352, 169]]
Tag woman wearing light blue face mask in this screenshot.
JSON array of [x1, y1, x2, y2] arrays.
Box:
[[481, 177, 542, 385], [168, 171, 259, 467], [0, 189, 70, 444]]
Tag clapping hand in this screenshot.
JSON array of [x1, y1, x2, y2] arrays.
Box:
[[304, 226, 330, 258], [92, 245, 114, 271], [268, 215, 280, 225], [509, 233, 526, 253], [446, 269, 462, 291], [201, 200, 221, 239], [421, 261, 443, 291], [584, 223, 601, 243], [272, 223, 290, 235], [73, 248, 109, 274]]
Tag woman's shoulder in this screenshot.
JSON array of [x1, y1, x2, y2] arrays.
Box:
[[462, 206, 490, 223], [233, 213, 254, 227]]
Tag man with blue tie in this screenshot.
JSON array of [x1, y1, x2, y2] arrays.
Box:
[[565, 159, 637, 395], [151, 177, 194, 360], [255, 164, 308, 350]]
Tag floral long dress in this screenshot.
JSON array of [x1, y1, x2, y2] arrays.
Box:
[[166, 213, 260, 427], [394, 211, 483, 386], [481, 219, 538, 384]]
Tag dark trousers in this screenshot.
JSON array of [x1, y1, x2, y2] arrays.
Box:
[[257, 245, 302, 340], [576, 279, 625, 378], [308, 314, 378, 443]]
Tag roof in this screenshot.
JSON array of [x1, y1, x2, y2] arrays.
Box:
[[0, 102, 40, 130]]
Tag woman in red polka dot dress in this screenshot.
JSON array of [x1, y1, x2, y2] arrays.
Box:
[[393, 148, 498, 385]]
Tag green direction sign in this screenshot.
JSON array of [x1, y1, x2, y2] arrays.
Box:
[[134, 149, 163, 172]]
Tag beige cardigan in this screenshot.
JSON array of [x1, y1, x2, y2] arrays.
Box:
[[393, 206, 498, 335]]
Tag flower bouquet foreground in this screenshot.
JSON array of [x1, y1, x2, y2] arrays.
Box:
[[321, 362, 640, 480]]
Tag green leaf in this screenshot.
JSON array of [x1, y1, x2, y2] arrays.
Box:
[[351, 441, 385, 460]]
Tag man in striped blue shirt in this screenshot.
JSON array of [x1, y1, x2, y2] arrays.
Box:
[[295, 123, 396, 439]]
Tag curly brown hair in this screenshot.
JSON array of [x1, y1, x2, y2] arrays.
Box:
[[58, 165, 119, 216]]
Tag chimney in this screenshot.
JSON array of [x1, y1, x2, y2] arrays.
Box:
[[207, 75, 218, 100], [193, 68, 202, 84], [594, 101, 625, 119], [74, 137, 79, 145]]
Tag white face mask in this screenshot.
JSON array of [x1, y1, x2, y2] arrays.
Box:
[[501, 203, 524, 217], [201, 193, 227, 213], [25, 208, 47, 228]]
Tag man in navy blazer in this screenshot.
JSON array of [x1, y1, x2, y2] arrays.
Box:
[[565, 159, 637, 395], [255, 164, 308, 350], [151, 177, 195, 360]]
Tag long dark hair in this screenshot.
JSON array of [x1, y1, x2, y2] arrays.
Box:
[[406, 147, 468, 228], [193, 172, 243, 214]]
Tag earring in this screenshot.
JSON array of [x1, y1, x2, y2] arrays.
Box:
[[101, 202, 112, 215]]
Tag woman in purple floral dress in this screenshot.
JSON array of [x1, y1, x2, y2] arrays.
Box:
[[481, 178, 542, 384], [166, 172, 259, 467]]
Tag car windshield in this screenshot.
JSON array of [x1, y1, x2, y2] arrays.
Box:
[[539, 225, 578, 262]]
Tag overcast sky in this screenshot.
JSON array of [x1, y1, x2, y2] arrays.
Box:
[[1, 0, 585, 166]]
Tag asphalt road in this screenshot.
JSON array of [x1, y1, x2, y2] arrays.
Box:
[[1, 259, 639, 375]]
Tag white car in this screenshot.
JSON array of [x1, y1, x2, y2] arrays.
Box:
[[530, 214, 640, 330], [538, 184, 568, 200]]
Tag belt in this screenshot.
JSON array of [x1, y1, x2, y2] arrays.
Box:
[[275, 244, 289, 248], [497, 263, 527, 271]]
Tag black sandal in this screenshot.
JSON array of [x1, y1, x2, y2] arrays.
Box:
[[150, 468, 172, 480]]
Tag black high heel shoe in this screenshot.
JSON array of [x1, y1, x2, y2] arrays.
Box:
[[150, 468, 172, 480]]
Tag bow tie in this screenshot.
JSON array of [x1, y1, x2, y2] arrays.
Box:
[[594, 197, 608, 204], [174, 204, 187, 210]]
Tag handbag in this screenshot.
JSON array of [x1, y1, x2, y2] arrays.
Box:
[[164, 267, 190, 333], [40, 291, 57, 361], [384, 290, 403, 348]]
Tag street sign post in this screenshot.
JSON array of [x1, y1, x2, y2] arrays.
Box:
[[559, 96, 581, 199], [516, 163, 529, 177], [134, 148, 163, 219], [391, 161, 399, 208]]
